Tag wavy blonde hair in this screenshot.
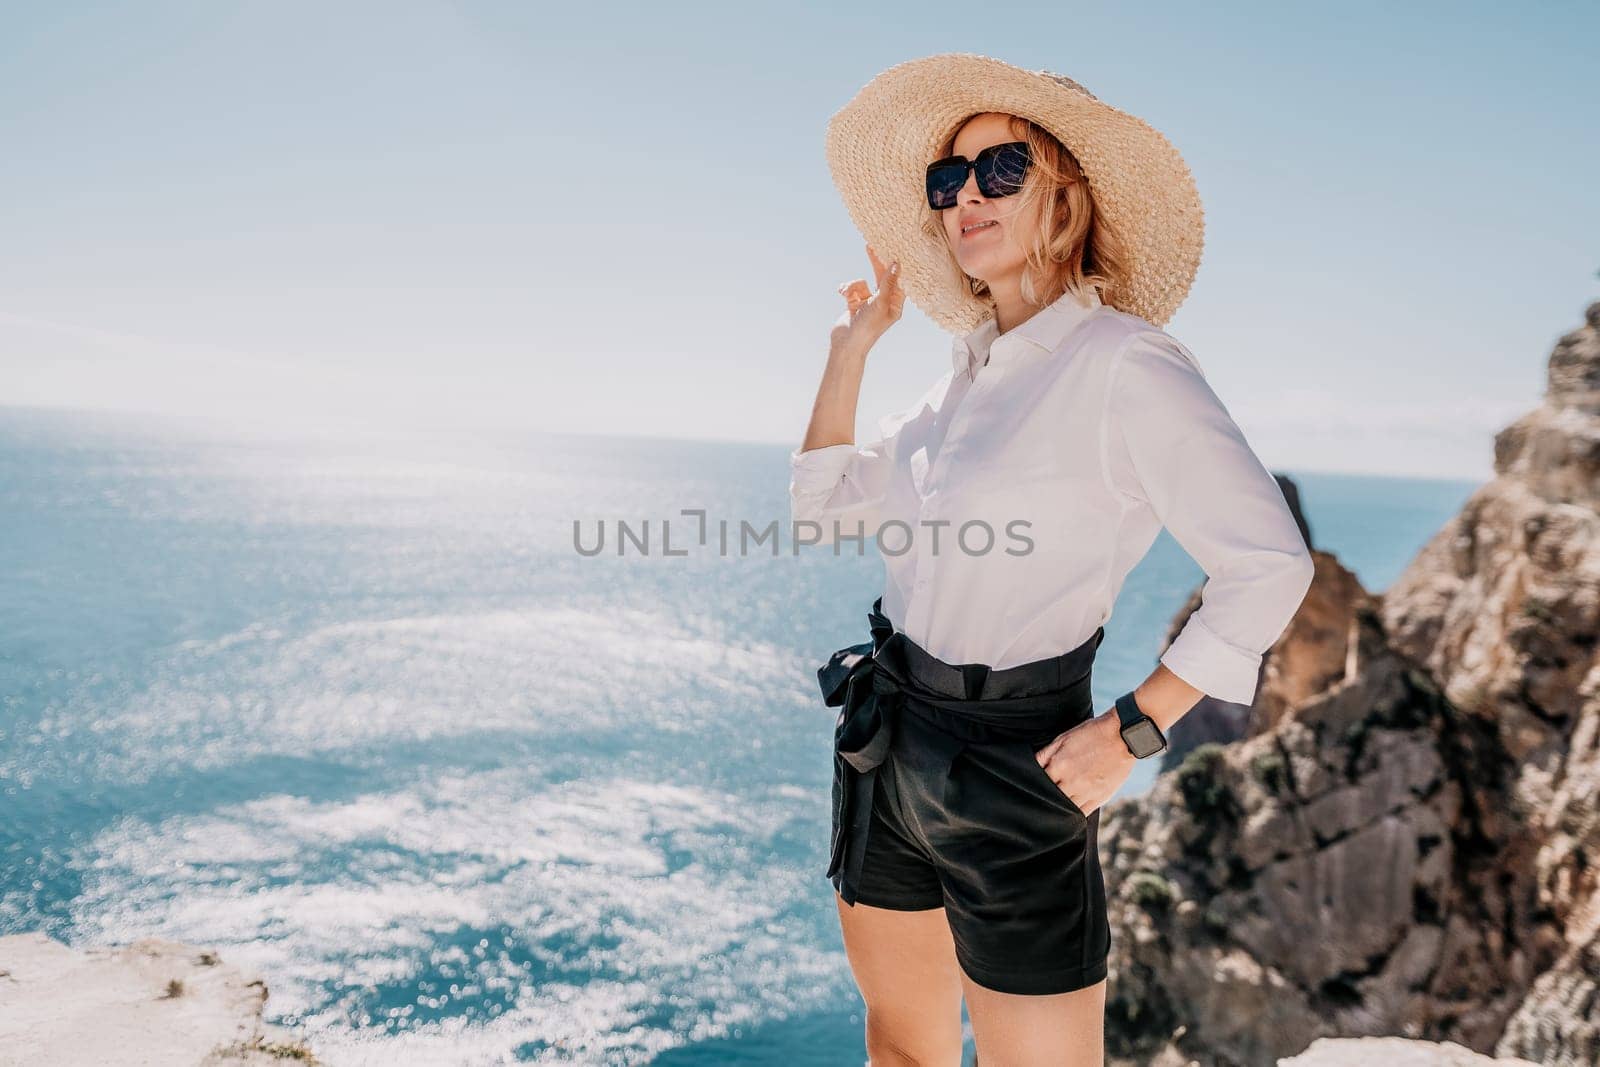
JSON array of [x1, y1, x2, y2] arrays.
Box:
[[920, 114, 1132, 314]]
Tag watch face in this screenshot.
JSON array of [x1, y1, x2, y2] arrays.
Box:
[[1122, 719, 1166, 759]]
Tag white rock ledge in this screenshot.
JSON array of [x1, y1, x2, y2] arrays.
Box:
[[0, 932, 320, 1066], [1278, 1036, 1542, 1066]]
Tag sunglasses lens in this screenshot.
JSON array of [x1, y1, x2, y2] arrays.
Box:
[[926, 143, 1032, 210], [926, 161, 968, 210], [978, 142, 1030, 198]]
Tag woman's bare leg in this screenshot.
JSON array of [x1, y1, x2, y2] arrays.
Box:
[[835, 892, 966, 1065], [960, 973, 1106, 1067]]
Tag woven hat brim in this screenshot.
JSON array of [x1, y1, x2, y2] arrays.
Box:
[[825, 52, 1204, 333]]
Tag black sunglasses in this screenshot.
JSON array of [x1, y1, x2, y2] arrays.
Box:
[[925, 141, 1032, 211]]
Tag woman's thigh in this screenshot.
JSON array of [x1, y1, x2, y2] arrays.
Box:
[[960, 973, 1106, 1067], [835, 893, 966, 1063]]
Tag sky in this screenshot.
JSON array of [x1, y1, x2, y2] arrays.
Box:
[[2, 0, 1597, 480]]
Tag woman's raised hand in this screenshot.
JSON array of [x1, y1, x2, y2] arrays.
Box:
[[831, 243, 906, 354]]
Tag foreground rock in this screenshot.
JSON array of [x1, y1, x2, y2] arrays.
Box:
[[1100, 300, 1600, 1066], [1277, 1036, 1540, 1065], [0, 932, 319, 1066]]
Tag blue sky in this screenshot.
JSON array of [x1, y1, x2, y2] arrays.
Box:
[[3, 0, 1596, 479]]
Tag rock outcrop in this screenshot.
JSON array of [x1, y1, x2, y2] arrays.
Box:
[[1389, 299, 1600, 1067], [0, 932, 320, 1066], [1276, 1036, 1539, 1066], [1101, 299, 1600, 1067]]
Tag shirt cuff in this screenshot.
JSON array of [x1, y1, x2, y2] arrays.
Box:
[[1158, 611, 1266, 706], [789, 444, 861, 497]]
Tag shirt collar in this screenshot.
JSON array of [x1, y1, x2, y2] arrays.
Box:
[[950, 285, 1104, 379]]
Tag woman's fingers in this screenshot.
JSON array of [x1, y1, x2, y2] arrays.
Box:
[[866, 244, 902, 294], [866, 243, 889, 286], [838, 279, 871, 310], [839, 246, 901, 323]]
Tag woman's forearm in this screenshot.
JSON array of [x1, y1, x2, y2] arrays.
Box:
[[1131, 663, 1205, 736], [800, 338, 873, 453]]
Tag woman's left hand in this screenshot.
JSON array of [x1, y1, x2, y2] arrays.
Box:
[[1033, 707, 1136, 816]]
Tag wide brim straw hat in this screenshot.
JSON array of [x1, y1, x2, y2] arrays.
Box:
[[824, 52, 1204, 333]]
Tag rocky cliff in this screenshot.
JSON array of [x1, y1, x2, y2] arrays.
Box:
[[1101, 300, 1600, 1067]]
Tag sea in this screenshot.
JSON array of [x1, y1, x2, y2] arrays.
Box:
[[0, 405, 1483, 1065]]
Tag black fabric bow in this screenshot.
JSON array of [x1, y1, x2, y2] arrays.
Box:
[[816, 597, 899, 907]]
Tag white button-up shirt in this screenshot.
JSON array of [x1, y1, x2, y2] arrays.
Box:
[[789, 285, 1314, 706]]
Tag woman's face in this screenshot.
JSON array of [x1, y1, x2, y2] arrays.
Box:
[[938, 112, 1041, 288]]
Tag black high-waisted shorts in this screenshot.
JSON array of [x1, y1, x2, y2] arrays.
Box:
[[822, 600, 1111, 996]]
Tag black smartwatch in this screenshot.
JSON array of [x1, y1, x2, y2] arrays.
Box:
[[1114, 691, 1168, 759]]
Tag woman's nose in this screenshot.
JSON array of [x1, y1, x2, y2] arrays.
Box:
[[959, 168, 984, 202]]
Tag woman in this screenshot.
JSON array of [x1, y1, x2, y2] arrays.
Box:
[[791, 54, 1314, 1064]]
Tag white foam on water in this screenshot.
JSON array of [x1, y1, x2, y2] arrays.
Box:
[[67, 767, 849, 1063]]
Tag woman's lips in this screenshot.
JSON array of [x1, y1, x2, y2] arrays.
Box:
[[960, 220, 1000, 240]]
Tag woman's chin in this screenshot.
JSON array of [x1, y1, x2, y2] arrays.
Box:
[[955, 256, 996, 282], [953, 267, 1017, 295], [955, 258, 1018, 290]]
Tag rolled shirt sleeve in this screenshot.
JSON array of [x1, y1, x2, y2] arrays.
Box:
[[788, 439, 896, 548], [1100, 331, 1315, 705]]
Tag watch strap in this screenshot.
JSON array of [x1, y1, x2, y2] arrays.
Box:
[[1115, 690, 1147, 730], [1115, 690, 1168, 759]]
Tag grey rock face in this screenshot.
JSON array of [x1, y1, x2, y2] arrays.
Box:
[[1103, 300, 1600, 1067]]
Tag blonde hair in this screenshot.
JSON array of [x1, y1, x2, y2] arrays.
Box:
[[920, 114, 1132, 315]]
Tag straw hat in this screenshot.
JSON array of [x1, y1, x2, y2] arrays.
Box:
[[824, 52, 1204, 333]]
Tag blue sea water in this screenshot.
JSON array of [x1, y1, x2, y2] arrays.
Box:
[[0, 405, 1482, 1064]]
